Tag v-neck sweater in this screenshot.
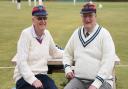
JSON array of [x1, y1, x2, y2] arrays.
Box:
[[63, 24, 116, 88], [13, 25, 63, 85]]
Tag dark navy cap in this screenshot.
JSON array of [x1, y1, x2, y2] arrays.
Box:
[[80, 2, 96, 14]]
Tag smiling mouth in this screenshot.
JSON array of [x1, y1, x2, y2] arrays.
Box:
[[85, 22, 91, 24], [39, 23, 45, 25], [39, 23, 43, 25]]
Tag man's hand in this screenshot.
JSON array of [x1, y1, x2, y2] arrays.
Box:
[[66, 72, 75, 80], [88, 85, 97, 89], [32, 79, 43, 89]]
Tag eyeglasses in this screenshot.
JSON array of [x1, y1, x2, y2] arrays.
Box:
[[82, 14, 94, 18], [36, 16, 47, 20], [81, 12, 95, 17]]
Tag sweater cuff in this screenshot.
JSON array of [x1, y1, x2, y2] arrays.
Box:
[[65, 66, 72, 75], [26, 76, 37, 85], [91, 79, 102, 89]]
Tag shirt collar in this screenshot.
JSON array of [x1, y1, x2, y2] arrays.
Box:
[[83, 23, 99, 35], [31, 25, 45, 40]]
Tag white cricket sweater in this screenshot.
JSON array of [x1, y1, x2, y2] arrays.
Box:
[[13, 25, 63, 85], [63, 24, 116, 89]]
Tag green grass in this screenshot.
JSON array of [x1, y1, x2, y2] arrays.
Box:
[[0, 1, 128, 89], [116, 67, 128, 89]]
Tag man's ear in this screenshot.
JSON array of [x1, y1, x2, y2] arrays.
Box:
[[32, 17, 34, 21], [32, 17, 35, 25], [95, 13, 97, 17]]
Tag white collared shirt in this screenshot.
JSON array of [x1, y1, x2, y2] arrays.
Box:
[[83, 24, 99, 37], [31, 25, 45, 40]]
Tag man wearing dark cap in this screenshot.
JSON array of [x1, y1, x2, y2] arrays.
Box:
[[13, 5, 63, 89], [63, 2, 116, 89]]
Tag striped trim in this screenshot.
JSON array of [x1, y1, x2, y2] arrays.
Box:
[[64, 64, 71, 69], [78, 26, 101, 47], [96, 76, 104, 84]]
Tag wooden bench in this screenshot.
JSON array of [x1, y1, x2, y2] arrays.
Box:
[[11, 55, 64, 74], [11, 55, 120, 89]]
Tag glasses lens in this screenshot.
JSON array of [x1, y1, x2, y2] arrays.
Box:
[[37, 16, 47, 20], [43, 17, 47, 20]]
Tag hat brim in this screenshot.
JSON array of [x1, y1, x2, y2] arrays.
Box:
[[32, 12, 48, 16], [80, 11, 96, 14]]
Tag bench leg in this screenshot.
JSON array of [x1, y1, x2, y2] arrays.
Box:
[[113, 69, 116, 89]]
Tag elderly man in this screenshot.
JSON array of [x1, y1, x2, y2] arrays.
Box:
[[63, 2, 116, 89], [13, 5, 63, 89]]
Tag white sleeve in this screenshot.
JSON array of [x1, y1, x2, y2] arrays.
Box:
[[63, 31, 75, 74], [17, 31, 37, 85], [48, 31, 63, 59], [92, 29, 116, 88]]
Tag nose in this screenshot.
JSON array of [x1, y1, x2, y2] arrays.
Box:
[[40, 20, 46, 24], [85, 16, 90, 21], [42, 20, 45, 23]]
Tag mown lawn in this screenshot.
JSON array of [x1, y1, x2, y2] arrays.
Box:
[[0, 1, 128, 89]]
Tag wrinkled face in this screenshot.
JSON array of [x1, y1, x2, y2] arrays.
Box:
[[32, 16, 47, 31], [81, 12, 96, 31]]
